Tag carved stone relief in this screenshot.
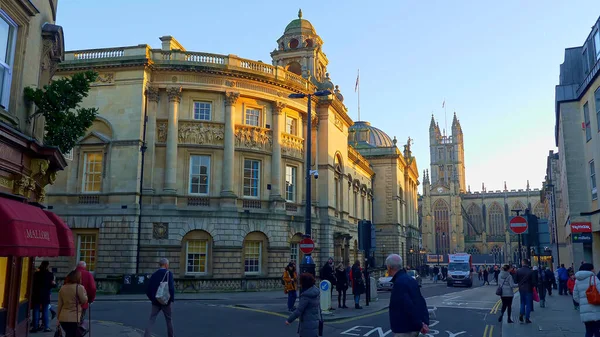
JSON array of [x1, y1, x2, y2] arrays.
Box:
[[281, 135, 304, 159], [333, 113, 343, 131], [156, 120, 225, 145], [153, 222, 169, 240], [234, 125, 272, 151]]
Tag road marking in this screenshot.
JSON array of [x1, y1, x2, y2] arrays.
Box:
[[483, 325, 488, 337], [224, 305, 288, 318], [488, 325, 494, 337], [483, 324, 494, 337], [489, 300, 501, 314]]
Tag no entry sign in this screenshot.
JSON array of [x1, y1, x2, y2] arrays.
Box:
[[299, 237, 315, 254], [509, 216, 528, 234]]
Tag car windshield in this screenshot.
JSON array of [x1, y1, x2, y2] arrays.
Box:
[[448, 263, 470, 272], [407, 270, 416, 277]]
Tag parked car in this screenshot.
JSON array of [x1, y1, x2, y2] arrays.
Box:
[[377, 270, 422, 291]]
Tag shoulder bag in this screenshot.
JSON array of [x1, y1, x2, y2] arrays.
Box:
[[496, 276, 508, 296], [586, 276, 600, 305], [75, 285, 89, 337]]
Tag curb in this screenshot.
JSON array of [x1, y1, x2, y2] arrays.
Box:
[[90, 297, 225, 302]]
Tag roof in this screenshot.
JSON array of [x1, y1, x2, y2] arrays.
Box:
[[284, 10, 316, 35], [348, 121, 394, 148]]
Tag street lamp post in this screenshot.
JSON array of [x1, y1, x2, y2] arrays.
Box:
[[546, 183, 560, 266], [289, 90, 332, 276]]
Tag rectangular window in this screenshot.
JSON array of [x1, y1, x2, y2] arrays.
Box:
[[77, 234, 97, 272], [584, 102, 592, 142], [82, 152, 103, 193], [354, 192, 358, 218], [243, 159, 260, 197], [290, 243, 299, 263], [189, 155, 210, 195], [193, 102, 211, 121], [0, 12, 16, 110], [361, 196, 365, 219], [595, 88, 600, 132], [186, 240, 207, 274], [19, 257, 29, 302], [591, 160, 597, 200], [286, 116, 297, 135], [334, 178, 339, 209], [285, 166, 296, 202], [595, 31, 600, 60], [244, 241, 261, 274], [245, 108, 260, 127], [0, 257, 6, 308], [583, 48, 590, 74]]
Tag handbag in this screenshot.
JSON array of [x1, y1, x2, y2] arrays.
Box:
[[75, 285, 89, 337], [586, 276, 600, 305], [533, 287, 540, 302], [496, 276, 507, 296], [54, 326, 63, 337], [155, 271, 171, 305]]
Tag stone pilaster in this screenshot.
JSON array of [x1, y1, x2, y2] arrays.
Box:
[[164, 87, 181, 193], [221, 92, 239, 204], [143, 86, 159, 193], [270, 102, 286, 209]]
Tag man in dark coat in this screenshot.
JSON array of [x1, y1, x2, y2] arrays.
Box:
[[144, 258, 175, 337], [386, 254, 429, 336], [30, 261, 55, 333], [515, 259, 536, 324], [319, 257, 336, 310]]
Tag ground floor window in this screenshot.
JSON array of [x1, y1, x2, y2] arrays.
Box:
[[19, 257, 29, 302], [244, 241, 262, 274], [186, 240, 208, 274], [77, 234, 97, 272]]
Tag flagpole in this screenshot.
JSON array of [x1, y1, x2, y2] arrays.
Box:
[[444, 98, 447, 137], [357, 69, 361, 121]]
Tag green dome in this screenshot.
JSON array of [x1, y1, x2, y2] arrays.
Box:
[[284, 9, 316, 35]]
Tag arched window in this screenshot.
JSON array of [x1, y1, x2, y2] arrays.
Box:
[[488, 202, 504, 236], [512, 201, 526, 213], [289, 233, 303, 264], [242, 231, 269, 276], [466, 204, 482, 236], [180, 230, 214, 276], [490, 245, 502, 254], [533, 202, 548, 219], [433, 200, 450, 254], [466, 246, 480, 255], [334, 155, 343, 213], [286, 61, 302, 75]]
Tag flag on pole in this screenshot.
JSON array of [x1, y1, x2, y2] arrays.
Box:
[[355, 70, 360, 92], [442, 100, 445, 108]]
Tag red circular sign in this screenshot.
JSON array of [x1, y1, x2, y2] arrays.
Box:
[[509, 216, 528, 234], [299, 238, 315, 254]]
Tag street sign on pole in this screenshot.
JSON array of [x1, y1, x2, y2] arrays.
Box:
[[299, 237, 315, 254], [510, 216, 528, 235]]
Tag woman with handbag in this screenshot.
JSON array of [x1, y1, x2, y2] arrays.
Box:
[[497, 264, 518, 323], [351, 260, 365, 309], [572, 263, 600, 337], [285, 273, 322, 337], [57, 270, 88, 337]]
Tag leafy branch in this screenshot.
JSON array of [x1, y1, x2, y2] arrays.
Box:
[[24, 70, 99, 154]]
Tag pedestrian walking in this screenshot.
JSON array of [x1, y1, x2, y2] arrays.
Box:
[[30, 261, 55, 333], [534, 266, 546, 308], [483, 267, 490, 286], [515, 259, 535, 324], [350, 260, 365, 309], [319, 257, 336, 310], [497, 264, 518, 323], [386, 254, 429, 337], [335, 262, 349, 309], [57, 270, 88, 337], [494, 266, 500, 285], [432, 266, 439, 283], [557, 264, 569, 295], [75, 261, 96, 322], [283, 262, 298, 312], [572, 263, 600, 336], [144, 258, 175, 337], [568, 272, 579, 310], [285, 273, 321, 337], [544, 267, 555, 296]]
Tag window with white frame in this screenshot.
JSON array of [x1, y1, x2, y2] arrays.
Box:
[[244, 241, 261, 274], [82, 152, 103, 193], [285, 166, 296, 202], [189, 155, 210, 195], [354, 191, 358, 217], [286, 116, 297, 135], [595, 88, 600, 132], [0, 12, 16, 111], [584, 102, 592, 142], [361, 195, 365, 219], [290, 243, 299, 263], [590, 160, 597, 200], [245, 108, 260, 127], [186, 240, 208, 274], [243, 159, 260, 197], [76, 234, 97, 272], [333, 177, 339, 210], [193, 102, 211, 121], [595, 31, 600, 60]]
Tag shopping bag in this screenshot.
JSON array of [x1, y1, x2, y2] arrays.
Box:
[[533, 288, 540, 302], [586, 276, 600, 305], [155, 271, 171, 305]]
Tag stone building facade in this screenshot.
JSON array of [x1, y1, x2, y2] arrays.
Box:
[[420, 114, 549, 264], [46, 12, 419, 291]]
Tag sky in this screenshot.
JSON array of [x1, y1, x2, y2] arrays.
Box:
[[57, 0, 600, 193]]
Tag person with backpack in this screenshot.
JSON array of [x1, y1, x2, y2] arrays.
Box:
[[282, 262, 298, 312], [572, 263, 600, 336], [144, 258, 175, 337]]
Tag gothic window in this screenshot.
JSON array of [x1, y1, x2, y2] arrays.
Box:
[[433, 200, 450, 255], [490, 246, 501, 254], [439, 165, 445, 183], [466, 246, 480, 255], [511, 201, 526, 213], [466, 204, 482, 236], [488, 202, 504, 236], [533, 202, 548, 219]]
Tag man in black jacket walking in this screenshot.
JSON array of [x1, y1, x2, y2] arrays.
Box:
[[515, 259, 536, 324], [144, 258, 175, 337]]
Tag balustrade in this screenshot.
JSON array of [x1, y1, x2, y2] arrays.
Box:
[[74, 49, 124, 60]]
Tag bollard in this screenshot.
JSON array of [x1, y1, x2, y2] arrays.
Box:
[[369, 277, 378, 302], [319, 280, 332, 313]]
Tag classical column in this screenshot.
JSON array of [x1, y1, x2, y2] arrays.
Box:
[[270, 102, 285, 201], [143, 86, 159, 193], [164, 87, 182, 193], [221, 91, 239, 199]]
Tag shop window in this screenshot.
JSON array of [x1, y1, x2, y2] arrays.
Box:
[[19, 257, 29, 302], [0, 257, 7, 308]]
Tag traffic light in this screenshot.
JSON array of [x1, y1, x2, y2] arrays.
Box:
[[358, 220, 376, 251]]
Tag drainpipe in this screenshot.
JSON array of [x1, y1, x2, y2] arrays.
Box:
[[135, 91, 149, 274]]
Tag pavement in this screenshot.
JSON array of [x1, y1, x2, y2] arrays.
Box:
[[37, 320, 148, 337], [501, 290, 585, 337]]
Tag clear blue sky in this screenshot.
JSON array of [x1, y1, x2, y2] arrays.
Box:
[[57, 0, 600, 193]]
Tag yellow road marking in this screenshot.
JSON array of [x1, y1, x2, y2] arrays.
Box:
[[225, 305, 288, 318], [483, 325, 488, 337], [488, 325, 494, 337], [490, 300, 501, 314]]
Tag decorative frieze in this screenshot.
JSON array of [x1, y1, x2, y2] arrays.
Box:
[[0, 176, 13, 189], [281, 134, 304, 159], [333, 113, 343, 131], [156, 120, 225, 145], [153, 223, 169, 240], [234, 125, 272, 151]]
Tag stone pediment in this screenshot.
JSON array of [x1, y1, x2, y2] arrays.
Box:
[[78, 131, 111, 145]]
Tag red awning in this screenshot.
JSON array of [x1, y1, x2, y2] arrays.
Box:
[[43, 210, 75, 257], [0, 198, 60, 257]]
